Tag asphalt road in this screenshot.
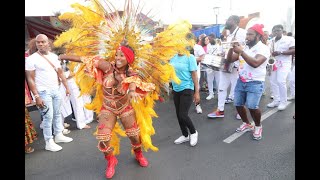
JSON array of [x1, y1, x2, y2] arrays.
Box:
[[25, 87, 295, 180]]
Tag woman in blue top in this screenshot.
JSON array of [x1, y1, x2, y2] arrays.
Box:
[[170, 53, 200, 146]]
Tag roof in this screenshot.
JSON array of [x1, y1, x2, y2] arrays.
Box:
[[25, 16, 66, 41]]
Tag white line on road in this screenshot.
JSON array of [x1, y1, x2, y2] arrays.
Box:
[[223, 102, 292, 143]]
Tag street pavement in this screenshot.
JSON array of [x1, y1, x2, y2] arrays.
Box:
[[25, 88, 295, 180]]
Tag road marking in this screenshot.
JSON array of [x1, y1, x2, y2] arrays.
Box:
[[223, 102, 292, 143]]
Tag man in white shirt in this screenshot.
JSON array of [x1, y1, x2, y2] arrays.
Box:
[[205, 33, 222, 100], [226, 24, 270, 140], [193, 34, 206, 114], [267, 25, 295, 110], [25, 34, 73, 152], [208, 15, 246, 119]]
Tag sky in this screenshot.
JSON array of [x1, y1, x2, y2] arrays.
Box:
[[25, 0, 295, 33]]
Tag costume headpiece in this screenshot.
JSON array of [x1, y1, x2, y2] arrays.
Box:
[[118, 46, 134, 64], [249, 24, 265, 36]]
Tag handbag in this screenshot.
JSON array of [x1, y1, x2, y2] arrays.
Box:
[[37, 52, 61, 85]]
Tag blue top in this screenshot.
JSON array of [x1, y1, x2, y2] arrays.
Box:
[[170, 54, 197, 92]]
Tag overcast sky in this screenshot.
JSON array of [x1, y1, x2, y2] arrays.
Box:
[[25, 0, 295, 32]]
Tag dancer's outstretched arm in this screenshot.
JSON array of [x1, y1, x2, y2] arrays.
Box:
[[59, 54, 111, 73], [58, 54, 82, 62]]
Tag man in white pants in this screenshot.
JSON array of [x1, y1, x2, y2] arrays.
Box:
[[59, 75, 72, 134], [193, 34, 206, 113], [267, 24, 295, 110], [205, 34, 222, 100], [25, 34, 73, 152], [64, 62, 92, 129], [208, 15, 246, 118], [82, 94, 94, 124], [288, 59, 295, 100]]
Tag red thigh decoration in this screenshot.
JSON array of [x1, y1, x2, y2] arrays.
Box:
[[97, 109, 115, 122], [96, 132, 113, 153], [119, 105, 134, 118], [125, 122, 140, 138]]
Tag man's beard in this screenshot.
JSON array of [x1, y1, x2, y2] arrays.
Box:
[[246, 39, 258, 47]]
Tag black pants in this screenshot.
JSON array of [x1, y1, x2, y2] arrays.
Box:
[[173, 89, 196, 137]]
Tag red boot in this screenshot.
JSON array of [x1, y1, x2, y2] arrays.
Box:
[[105, 155, 118, 179], [134, 149, 149, 167]]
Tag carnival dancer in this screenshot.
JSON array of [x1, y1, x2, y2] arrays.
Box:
[[54, 0, 194, 178]]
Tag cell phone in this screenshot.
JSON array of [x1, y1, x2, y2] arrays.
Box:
[[39, 105, 49, 117]]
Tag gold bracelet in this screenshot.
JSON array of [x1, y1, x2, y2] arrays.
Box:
[[34, 94, 40, 99]]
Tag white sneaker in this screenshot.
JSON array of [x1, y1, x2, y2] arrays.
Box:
[[62, 129, 71, 135], [287, 96, 295, 101], [278, 102, 288, 110], [267, 101, 280, 108], [195, 104, 202, 114], [190, 131, 198, 146], [236, 122, 254, 133], [206, 93, 214, 100], [54, 133, 73, 143], [40, 122, 43, 129], [270, 95, 274, 99], [174, 135, 189, 144], [225, 97, 234, 104], [253, 125, 263, 140], [45, 139, 62, 152], [64, 123, 70, 128], [236, 114, 241, 120]]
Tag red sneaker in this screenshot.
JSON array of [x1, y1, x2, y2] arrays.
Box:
[[207, 109, 225, 118]]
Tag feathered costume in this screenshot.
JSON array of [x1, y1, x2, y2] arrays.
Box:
[[54, 0, 194, 155]]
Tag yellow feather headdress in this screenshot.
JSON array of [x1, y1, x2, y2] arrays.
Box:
[[54, 0, 194, 155]]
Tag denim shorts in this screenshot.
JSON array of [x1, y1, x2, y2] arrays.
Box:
[[234, 79, 264, 109]]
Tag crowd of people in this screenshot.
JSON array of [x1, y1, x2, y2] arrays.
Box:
[[193, 22, 295, 140], [25, 0, 295, 179]]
